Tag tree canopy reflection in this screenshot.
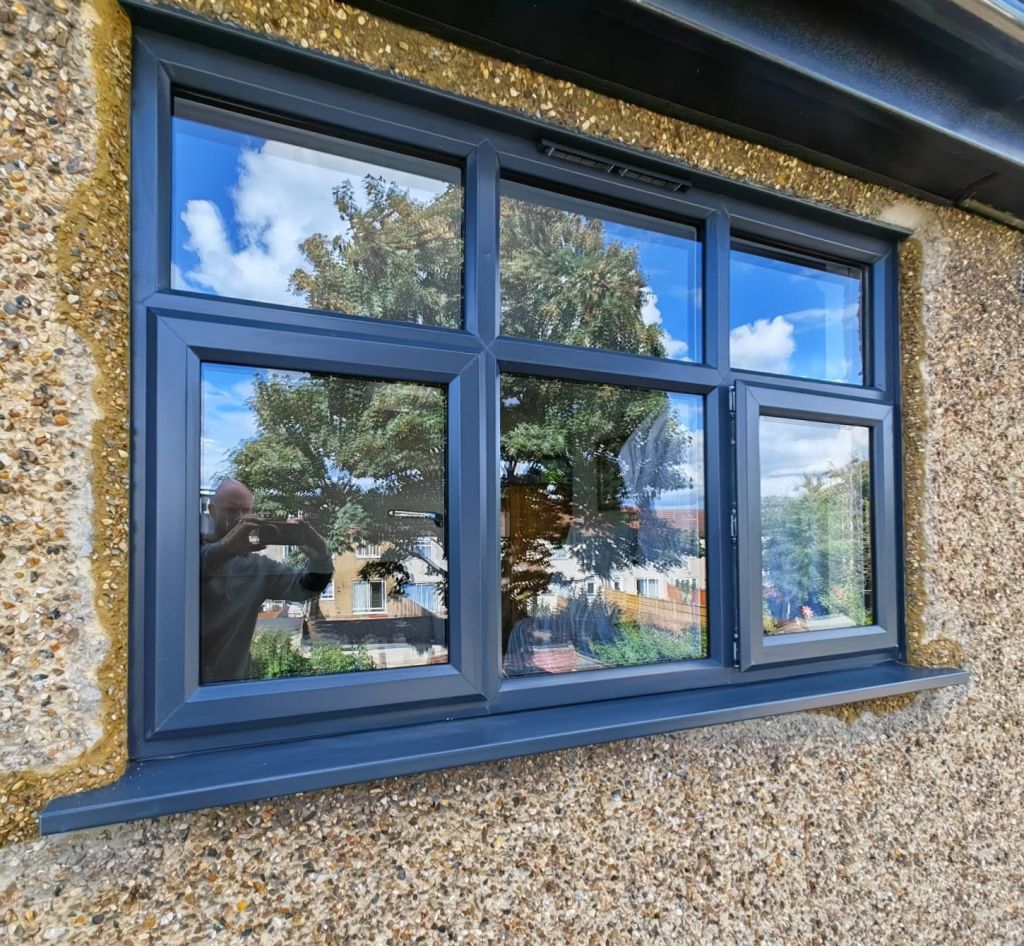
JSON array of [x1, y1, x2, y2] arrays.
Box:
[[222, 175, 705, 673]]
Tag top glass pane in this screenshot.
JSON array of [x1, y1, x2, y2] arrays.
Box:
[[730, 243, 864, 385], [171, 101, 464, 327], [500, 182, 702, 362]]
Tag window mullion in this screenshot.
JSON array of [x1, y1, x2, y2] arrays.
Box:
[[465, 141, 500, 343], [705, 209, 732, 374]]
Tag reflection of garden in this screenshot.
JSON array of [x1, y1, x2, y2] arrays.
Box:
[[503, 589, 706, 676], [762, 458, 871, 635], [500, 376, 706, 676]]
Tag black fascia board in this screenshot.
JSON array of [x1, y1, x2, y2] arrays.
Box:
[[354, 0, 1024, 226]]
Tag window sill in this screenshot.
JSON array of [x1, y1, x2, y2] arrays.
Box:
[[40, 662, 966, 834]]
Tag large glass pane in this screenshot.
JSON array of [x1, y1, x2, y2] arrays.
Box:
[[730, 243, 864, 384], [500, 183, 702, 362], [199, 363, 448, 684], [172, 104, 463, 327], [760, 416, 872, 635], [500, 376, 706, 676]]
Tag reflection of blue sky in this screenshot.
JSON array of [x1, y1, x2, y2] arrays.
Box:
[[730, 250, 862, 384], [172, 120, 259, 290], [172, 116, 452, 308], [201, 363, 274, 488], [603, 221, 701, 362]]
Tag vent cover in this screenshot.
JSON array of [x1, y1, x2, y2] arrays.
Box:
[[539, 140, 689, 192]]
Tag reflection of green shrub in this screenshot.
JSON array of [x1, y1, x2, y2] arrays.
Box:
[[249, 632, 374, 679], [307, 643, 375, 675], [592, 622, 703, 666]]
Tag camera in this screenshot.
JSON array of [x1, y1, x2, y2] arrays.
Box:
[[246, 521, 308, 547]]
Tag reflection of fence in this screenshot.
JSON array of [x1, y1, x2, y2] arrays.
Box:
[[388, 594, 444, 619], [606, 589, 706, 632], [316, 587, 446, 621]]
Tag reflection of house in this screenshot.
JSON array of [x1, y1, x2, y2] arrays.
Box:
[[317, 538, 447, 623], [306, 538, 448, 668], [197, 494, 447, 654], [253, 536, 449, 670], [530, 506, 707, 631]]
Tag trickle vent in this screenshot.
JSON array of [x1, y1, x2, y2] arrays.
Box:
[[539, 140, 689, 192]]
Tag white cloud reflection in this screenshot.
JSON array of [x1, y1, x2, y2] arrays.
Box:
[[760, 416, 868, 498], [730, 315, 796, 374], [641, 287, 690, 359], [176, 135, 448, 307]]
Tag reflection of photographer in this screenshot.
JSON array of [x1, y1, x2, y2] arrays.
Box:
[[200, 478, 333, 683]]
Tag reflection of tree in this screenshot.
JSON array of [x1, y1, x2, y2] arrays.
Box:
[[230, 373, 446, 592], [226, 176, 700, 644], [501, 196, 668, 355], [289, 177, 463, 328], [500, 377, 696, 639], [761, 459, 871, 631], [498, 201, 698, 643]]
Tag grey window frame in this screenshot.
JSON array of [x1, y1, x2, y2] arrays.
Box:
[[39, 6, 966, 834]]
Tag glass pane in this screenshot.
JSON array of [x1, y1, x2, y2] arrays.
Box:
[[760, 416, 872, 635], [730, 243, 864, 384], [500, 376, 706, 676], [172, 104, 463, 327], [199, 363, 448, 683], [500, 183, 702, 362]]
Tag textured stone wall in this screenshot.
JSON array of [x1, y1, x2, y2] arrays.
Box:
[[0, 1, 1022, 943]]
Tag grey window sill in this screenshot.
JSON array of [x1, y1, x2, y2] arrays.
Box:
[[40, 662, 967, 835]]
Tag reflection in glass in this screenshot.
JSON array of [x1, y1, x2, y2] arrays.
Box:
[[199, 363, 447, 683], [171, 104, 463, 327], [500, 376, 706, 676], [730, 243, 864, 384], [500, 183, 702, 362], [760, 417, 872, 635]]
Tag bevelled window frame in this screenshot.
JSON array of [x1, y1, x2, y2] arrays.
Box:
[[39, 8, 967, 834]]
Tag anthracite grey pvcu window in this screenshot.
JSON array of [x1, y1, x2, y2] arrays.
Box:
[[40, 11, 966, 834]]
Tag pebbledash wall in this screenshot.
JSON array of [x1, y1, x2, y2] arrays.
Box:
[[0, 0, 1020, 942]]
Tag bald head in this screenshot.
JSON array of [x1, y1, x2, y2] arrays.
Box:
[[209, 478, 255, 539]]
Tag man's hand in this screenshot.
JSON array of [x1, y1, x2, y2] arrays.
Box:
[[205, 517, 265, 570], [290, 519, 330, 562]]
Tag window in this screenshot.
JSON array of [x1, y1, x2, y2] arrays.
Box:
[[730, 241, 864, 385], [637, 578, 659, 599], [412, 537, 435, 558], [40, 21, 964, 834], [352, 580, 387, 614]]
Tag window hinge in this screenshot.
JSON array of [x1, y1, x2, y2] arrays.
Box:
[[730, 506, 738, 543], [732, 637, 739, 665], [728, 384, 737, 446]]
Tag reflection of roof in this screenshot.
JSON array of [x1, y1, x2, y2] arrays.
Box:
[[654, 507, 704, 533], [621, 506, 705, 533]]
